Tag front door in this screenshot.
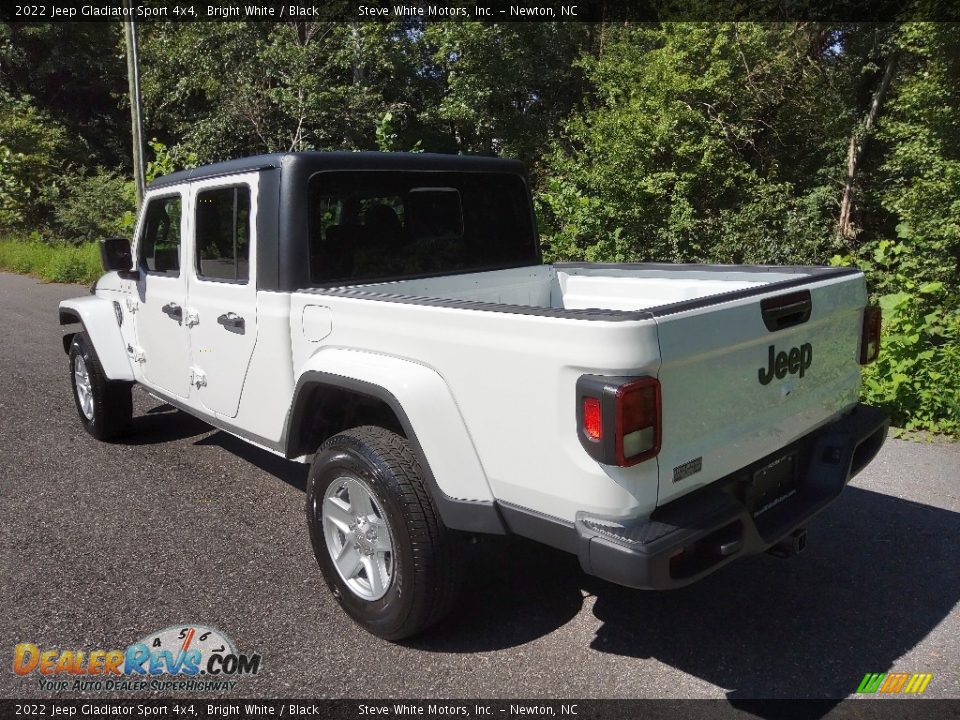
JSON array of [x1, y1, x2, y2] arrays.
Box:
[[186, 175, 259, 418], [134, 190, 191, 399]]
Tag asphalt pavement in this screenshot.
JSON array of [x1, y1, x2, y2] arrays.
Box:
[[1, 271, 958, 703]]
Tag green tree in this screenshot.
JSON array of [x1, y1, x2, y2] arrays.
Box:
[[849, 23, 960, 433], [139, 21, 427, 162], [0, 22, 128, 167], [539, 23, 852, 265], [0, 91, 79, 233], [422, 23, 590, 169]]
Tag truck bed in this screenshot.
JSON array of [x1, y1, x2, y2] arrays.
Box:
[[317, 263, 852, 317]]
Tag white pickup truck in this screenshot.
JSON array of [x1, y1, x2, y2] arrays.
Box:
[[59, 152, 888, 639]]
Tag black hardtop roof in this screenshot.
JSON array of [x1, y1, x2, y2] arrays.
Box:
[[147, 151, 527, 189]]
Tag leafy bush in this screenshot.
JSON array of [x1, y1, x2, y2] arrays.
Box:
[[146, 138, 198, 182], [0, 239, 42, 274], [538, 25, 848, 268], [52, 169, 136, 244], [0, 239, 101, 284], [849, 23, 960, 435], [834, 239, 960, 435], [0, 92, 80, 234], [42, 242, 102, 283], [864, 291, 960, 435]]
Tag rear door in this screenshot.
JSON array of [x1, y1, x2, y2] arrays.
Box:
[[185, 174, 259, 418], [654, 272, 867, 505]]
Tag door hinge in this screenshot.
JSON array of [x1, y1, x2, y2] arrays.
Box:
[[189, 367, 207, 389], [126, 344, 146, 363], [125, 297, 139, 314], [184, 308, 200, 328]]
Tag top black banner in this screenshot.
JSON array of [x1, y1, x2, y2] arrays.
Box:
[[3, 0, 960, 22]]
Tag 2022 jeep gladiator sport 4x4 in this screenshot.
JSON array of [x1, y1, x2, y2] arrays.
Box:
[[59, 152, 889, 639]]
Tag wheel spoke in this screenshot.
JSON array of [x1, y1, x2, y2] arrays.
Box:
[[346, 479, 374, 518], [323, 496, 354, 533], [335, 542, 362, 580], [362, 555, 384, 597], [373, 533, 392, 553], [74, 356, 94, 420]]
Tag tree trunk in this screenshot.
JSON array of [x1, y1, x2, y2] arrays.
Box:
[[838, 52, 897, 243]]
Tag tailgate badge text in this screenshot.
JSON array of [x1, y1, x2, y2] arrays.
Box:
[[758, 342, 813, 385]]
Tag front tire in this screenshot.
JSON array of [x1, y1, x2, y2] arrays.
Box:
[[306, 425, 463, 639], [69, 333, 132, 441]]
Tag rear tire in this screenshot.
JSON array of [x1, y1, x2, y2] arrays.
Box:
[[69, 332, 132, 441], [306, 425, 463, 639]]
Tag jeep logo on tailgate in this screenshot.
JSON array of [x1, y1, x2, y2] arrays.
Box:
[[758, 343, 813, 385]]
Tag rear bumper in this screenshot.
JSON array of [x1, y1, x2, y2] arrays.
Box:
[[575, 403, 889, 590]]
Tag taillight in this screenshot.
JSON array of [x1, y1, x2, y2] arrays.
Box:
[[615, 378, 660, 465], [583, 397, 602, 441], [860, 305, 881, 364], [577, 375, 661, 466]]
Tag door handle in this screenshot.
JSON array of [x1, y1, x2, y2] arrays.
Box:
[[161, 302, 183, 321], [217, 312, 245, 334]]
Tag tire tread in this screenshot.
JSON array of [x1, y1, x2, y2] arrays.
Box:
[[312, 425, 463, 638], [69, 333, 132, 441]]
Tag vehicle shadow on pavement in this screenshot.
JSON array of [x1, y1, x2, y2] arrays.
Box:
[[408, 535, 586, 651], [585, 486, 960, 706], [120, 403, 214, 445], [197, 429, 309, 491], [406, 486, 959, 709]]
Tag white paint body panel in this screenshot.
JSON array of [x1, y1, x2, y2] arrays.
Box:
[[293, 347, 495, 503], [556, 271, 767, 311], [653, 273, 865, 504], [288, 286, 663, 519], [186, 172, 261, 418], [58, 295, 135, 381], [232, 291, 292, 444]]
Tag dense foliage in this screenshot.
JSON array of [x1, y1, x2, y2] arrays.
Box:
[[0, 21, 956, 433]]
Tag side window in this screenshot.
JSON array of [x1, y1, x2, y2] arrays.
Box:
[[195, 185, 251, 283], [138, 195, 183, 275]]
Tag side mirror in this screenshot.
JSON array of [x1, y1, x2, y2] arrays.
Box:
[[99, 237, 133, 272]]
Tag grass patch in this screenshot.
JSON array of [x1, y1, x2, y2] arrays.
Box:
[[0, 239, 102, 284]]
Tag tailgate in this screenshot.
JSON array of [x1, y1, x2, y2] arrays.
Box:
[[653, 270, 867, 506]]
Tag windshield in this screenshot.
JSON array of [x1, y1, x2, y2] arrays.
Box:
[[307, 170, 538, 284]]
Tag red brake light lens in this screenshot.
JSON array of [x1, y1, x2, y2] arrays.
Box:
[[583, 397, 602, 441], [860, 305, 881, 365]]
